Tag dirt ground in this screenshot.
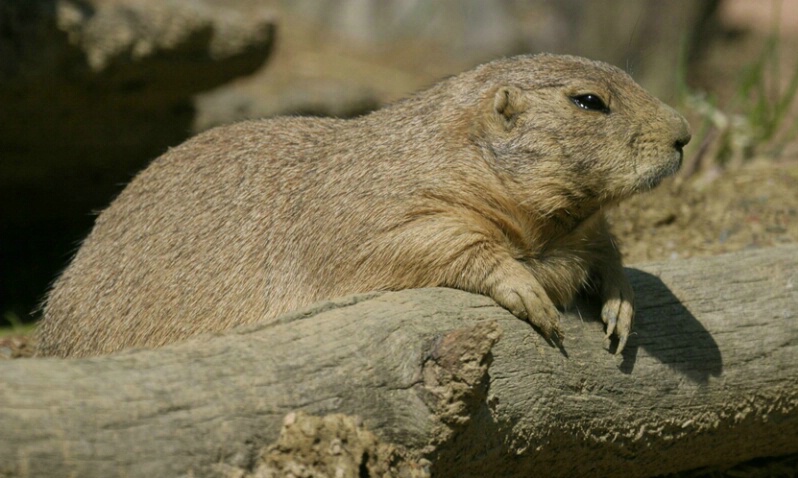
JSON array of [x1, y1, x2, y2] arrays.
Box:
[[608, 0, 796, 266], [612, 158, 798, 265]]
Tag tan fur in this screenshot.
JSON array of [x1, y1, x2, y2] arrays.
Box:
[[36, 54, 690, 358]]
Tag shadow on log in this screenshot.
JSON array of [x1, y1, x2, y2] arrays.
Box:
[[1, 246, 797, 477], [619, 267, 723, 381]]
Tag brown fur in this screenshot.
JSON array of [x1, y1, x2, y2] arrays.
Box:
[[36, 54, 690, 358]]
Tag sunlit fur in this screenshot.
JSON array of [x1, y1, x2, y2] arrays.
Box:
[[38, 54, 690, 357]]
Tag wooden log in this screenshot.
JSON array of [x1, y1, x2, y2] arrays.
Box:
[[1, 245, 796, 478]]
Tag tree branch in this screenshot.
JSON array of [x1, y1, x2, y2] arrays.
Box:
[[2, 246, 796, 478]]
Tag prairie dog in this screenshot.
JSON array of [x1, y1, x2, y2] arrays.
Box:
[[37, 54, 691, 357]]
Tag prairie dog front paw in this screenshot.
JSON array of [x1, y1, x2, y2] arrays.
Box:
[[601, 279, 635, 354], [488, 264, 563, 342]]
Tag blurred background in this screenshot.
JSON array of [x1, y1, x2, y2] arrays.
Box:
[[2, 0, 797, 334]]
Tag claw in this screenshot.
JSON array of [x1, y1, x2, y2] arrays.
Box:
[[532, 315, 564, 347], [603, 310, 618, 339], [550, 327, 565, 345], [615, 332, 628, 355]]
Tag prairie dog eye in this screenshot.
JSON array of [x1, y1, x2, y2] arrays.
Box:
[[570, 94, 609, 113]]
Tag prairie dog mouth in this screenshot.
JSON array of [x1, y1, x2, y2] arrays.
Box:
[[640, 152, 682, 191]]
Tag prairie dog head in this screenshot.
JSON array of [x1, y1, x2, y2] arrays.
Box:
[[470, 54, 691, 213]]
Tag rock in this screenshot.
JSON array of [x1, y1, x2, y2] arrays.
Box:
[[0, 0, 275, 320], [0, 0, 275, 222]]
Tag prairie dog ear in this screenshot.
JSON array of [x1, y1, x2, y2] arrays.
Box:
[[492, 85, 526, 130]]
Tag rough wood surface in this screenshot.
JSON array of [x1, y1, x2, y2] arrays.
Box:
[[1, 246, 796, 478]]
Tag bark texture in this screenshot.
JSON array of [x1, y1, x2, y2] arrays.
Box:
[[1, 246, 796, 478]]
